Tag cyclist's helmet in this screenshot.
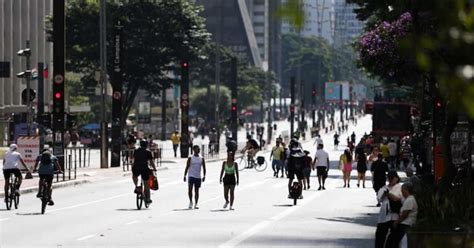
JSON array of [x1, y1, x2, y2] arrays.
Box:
[[139, 140, 148, 148]]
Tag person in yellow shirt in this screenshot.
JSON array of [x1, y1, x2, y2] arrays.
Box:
[[171, 131, 181, 157], [270, 138, 284, 177], [380, 141, 390, 160]]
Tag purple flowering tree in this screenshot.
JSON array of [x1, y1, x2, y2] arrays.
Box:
[[357, 12, 421, 85]]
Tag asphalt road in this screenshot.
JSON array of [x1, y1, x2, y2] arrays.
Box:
[[1, 115, 376, 248]]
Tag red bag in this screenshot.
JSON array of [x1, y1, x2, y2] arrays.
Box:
[[148, 172, 159, 191]]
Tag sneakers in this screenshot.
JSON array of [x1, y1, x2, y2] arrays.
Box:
[[229, 206, 234, 210], [376, 203, 381, 207], [194, 205, 199, 209], [48, 200, 54, 206], [318, 186, 322, 191], [188, 202, 193, 209], [223, 202, 229, 209], [322, 186, 326, 190]]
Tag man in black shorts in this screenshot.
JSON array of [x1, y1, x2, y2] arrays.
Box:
[[133, 140, 157, 204], [288, 136, 305, 199], [313, 144, 330, 190]]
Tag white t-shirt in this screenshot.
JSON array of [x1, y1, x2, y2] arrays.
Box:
[[377, 184, 403, 222], [3, 151, 22, 170], [314, 149, 329, 167], [388, 142, 397, 156], [401, 195, 418, 226]]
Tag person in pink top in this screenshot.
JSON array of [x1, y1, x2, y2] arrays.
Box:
[[339, 148, 353, 187]]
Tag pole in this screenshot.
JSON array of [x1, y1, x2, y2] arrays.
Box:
[[215, 1, 222, 151], [110, 20, 123, 168], [161, 86, 166, 140], [38, 63, 44, 150], [53, 0, 65, 171], [25, 40, 32, 136], [340, 84, 344, 125], [290, 77, 295, 138], [99, 0, 108, 168], [230, 57, 238, 141]]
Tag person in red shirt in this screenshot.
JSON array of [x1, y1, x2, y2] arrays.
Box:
[[302, 151, 313, 190]]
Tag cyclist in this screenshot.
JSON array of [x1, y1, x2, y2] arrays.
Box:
[[241, 138, 259, 168], [3, 144, 30, 201], [33, 148, 62, 206], [287, 135, 305, 199], [132, 140, 157, 204]]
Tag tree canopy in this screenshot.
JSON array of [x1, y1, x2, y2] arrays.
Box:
[[65, 0, 210, 120]]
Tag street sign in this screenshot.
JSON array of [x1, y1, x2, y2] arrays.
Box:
[[17, 136, 40, 170]]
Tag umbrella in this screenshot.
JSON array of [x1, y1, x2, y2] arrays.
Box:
[[81, 123, 100, 130]]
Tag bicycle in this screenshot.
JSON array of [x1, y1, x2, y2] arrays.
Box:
[[236, 155, 267, 172], [5, 174, 20, 210], [38, 177, 50, 214], [136, 177, 150, 210]]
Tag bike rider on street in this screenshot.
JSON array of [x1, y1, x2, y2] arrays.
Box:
[[287, 134, 305, 199], [132, 140, 157, 204], [33, 148, 62, 206], [3, 144, 30, 201]]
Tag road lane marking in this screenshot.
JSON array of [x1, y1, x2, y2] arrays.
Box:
[[48, 193, 130, 213], [218, 191, 322, 248], [0, 218, 9, 222], [77, 235, 95, 241], [126, 220, 139, 225]]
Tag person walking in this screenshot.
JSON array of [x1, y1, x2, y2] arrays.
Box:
[[400, 140, 412, 170], [270, 138, 284, 178], [374, 171, 403, 248], [387, 139, 398, 169], [371, 153, 389, 206], [367, 146, 380, 170], [356, 150, 368, 188], [351, 132, 356, 144], [333, 133, 340, 150], [386, 182, 418, 248], [279, 142, 288, 178], [339, 149, 353, 187], [183, 145, 206, 209], [171, 131, 181, 158], [313, 144, 330, 190], [302, 151, 312, 190], [219, 151, 239, 210]]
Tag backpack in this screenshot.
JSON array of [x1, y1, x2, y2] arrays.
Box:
[[41, 152, 52, 165]]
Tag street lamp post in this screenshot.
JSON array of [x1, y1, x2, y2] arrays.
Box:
[[100, 0, 108, 168], [17, 41, 32, 136]]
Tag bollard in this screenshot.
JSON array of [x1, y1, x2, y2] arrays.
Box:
[[79, 148, 82, 168], [68, 154, 72, 180]]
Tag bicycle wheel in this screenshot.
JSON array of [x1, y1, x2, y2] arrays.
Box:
[[136, 187, 143, 210], [254, 160, 268, 172], [237, 157, 247, 171]]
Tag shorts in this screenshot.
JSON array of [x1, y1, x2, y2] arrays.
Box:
[[316, 166, 327, 177], [223, 174, 236, 186], [3, 168, 22, 180], [343, 163, 352, 172], [272, 160, 283, 170], [132, 167, 150, 182], [39, 174, 54, 185], [303, 167, 311, 178], [288, 157, 304, 180], [188, 177, 202, 188]]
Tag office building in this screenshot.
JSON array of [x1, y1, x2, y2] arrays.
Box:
[[333, 0, 364, 46]]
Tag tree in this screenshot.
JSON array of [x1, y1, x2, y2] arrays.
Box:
[[189, 85, 231, 122], [65, 0, 210, 121]]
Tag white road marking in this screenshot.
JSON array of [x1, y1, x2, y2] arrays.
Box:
[[0, 218, 9, 222], [77, 235, 95, 241], [48, 193, 130, 213], [125, 220, 139, 225], [218, 191, 322, 248]]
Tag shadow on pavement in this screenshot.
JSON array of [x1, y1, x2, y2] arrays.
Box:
[[172, 208, 194, 211], [16, 212, 43, 216], [273, 204, 294, 207], [115, 208, 148, 211], [243, 235, 373, 247], [315, 214, 376, 228], [210, 209, 229, 212]]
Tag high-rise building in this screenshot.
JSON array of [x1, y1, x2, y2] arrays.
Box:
[[247, 0, 269, 68], [281, 0, 335, 44], [333, 0, 364, 46], [0, 0, 53, 145]]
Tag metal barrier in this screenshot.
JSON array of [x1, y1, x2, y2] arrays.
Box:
[[122, 146, 162, 172], [201, 144, 219, 160], [65, 147, 91, 168], [54, 154, 77, 182]]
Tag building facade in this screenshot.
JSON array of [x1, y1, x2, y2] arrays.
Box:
[[0, 0, 53, 145], [333, 0, 364, 46], [281, 0, 335, 44]]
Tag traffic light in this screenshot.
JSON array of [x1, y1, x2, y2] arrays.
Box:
[[52, 74, 65, 131]]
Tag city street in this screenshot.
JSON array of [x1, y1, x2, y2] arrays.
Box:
[[0, 115, 378, 248]]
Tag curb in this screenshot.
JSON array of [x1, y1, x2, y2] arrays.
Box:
[[0, 179, 90, 198]]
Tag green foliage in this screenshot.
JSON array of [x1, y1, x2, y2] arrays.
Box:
[[276, 0, 305, 32], [189, 85, 230, 121], [65, 0, 210, 120], [414, 179, 474, 231]]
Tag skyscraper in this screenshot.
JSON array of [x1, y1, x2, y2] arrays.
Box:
[[333, 0, 364, 46]]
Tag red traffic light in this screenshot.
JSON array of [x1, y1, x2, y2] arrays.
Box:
[[54, 92, 62, 99], [436, 101, 442, 108], [181, 61, 189, 68], [231, 105, 237, 111]]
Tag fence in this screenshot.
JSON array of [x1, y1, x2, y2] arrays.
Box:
[[201, 144, 220, 160], [53, 147, 91, 182], [122, 145, 162, 172]]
